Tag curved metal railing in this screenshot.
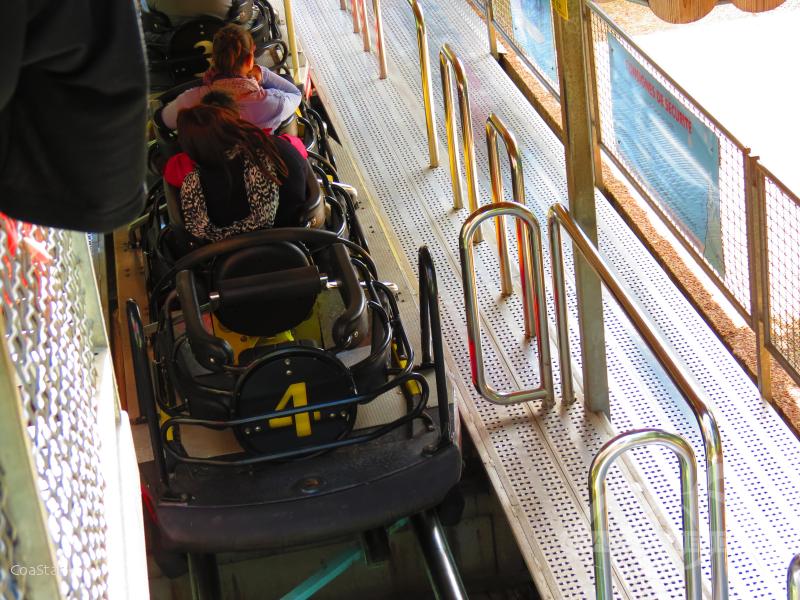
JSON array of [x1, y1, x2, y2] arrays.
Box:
[[342, 0, 387, 78], [358, 0, 371, 51], [591, 429, 702, 600], [460, 201, 553, 405], [789, 554, 800, 600], [407, 0, 439, 168], [485, 112, 524, 300], [350, 0, 360, 33], [548, 202, 728, 599], [440, 44, 481, 241]]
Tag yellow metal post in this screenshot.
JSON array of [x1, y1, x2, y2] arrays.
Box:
[[283, 0, 301, 82]]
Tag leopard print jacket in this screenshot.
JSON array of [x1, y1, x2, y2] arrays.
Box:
[[181, 151, 279, 243]]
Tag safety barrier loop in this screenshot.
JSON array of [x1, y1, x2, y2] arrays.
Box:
[[460, 202, 553, 405], [372, 0, 388, 79], [591, 429, 702, 600], [407, 0, 439, 168], [358, 0, 371, 51], [351, 0, 360, 33], [282, 0, 300, 81], [351, 0, 387, 79], [548, 203, 728, 599], [486, 113, 525, 301], [789, 554, 800, 600], [440, 44, 481, 240]]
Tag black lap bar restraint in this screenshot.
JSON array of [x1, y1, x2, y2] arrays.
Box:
[[218, 266, 321, 305]]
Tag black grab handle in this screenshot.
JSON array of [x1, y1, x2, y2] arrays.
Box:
[[418, 246, 452, 450], [175, 270, 234, 371], [126, 300, 169, 488]]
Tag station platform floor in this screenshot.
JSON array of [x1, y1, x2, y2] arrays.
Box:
[[291, 0, 800, 597]]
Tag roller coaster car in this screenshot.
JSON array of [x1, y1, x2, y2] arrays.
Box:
[[136, 169, 364, 305], [142, 0, 285, 90], [127, 242, 461, 588]]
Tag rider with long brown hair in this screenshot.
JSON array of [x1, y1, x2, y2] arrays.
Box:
[[175, 104, 321, 242], [162, 24, 301, 132]]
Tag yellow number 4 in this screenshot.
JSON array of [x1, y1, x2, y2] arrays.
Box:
[[269, 382, 320, 438]]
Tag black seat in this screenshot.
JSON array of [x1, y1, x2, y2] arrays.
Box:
[[143, 0, 285, 90], [149, 228, 374, 417]]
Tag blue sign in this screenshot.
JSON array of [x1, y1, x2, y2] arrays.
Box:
[[608, 35, 723, 274], [511, 0, 557, 84]]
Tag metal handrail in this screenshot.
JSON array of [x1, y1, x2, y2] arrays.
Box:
[[789, 554, 800, 600], [486, 113, 525, 301], [407, 0, 439, 168], [358, 0, 371, 51], [372, 0, 387, 79], [418, 246, 452, 450], [460, 202, 553, 405], [591, 429, 702, 600], [351, 0, 360, 33], [353, 0, 387, 79], [548, 203, 728, 599], [440, 44, 481, 241]]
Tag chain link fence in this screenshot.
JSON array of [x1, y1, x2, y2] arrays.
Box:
[[487, 0, 560, 95], [0, 218, 110, 599], [588, 5, 752, 319], [763, 169, 800, 382], [480, 0, 800, 394]]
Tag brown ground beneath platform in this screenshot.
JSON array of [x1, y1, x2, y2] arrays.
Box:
[[467, 0, 800, 436]]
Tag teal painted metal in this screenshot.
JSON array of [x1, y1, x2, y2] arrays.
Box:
[[279, 519, 409, 600], [279, 545, 364, 600]]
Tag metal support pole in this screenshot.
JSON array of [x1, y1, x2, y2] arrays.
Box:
[[486, 113, 526, 305], [789, 554, 800, 600], [412, 511, 468, 600], [744, 154, 773, 401], [359, 0, 371, 51], [590, 430, 702, 600], [461, 202, 554, 406], [486, 0, 499, 59], [282, 0, 300, 82], [407, 0, 439, 167], [352, 0, 360, 34], [188, 553, 222, 600], [373, 0, 387, 79], [548, 203, 728, 598], [440, 44, 482, 241], [551, 0, 609, 413]]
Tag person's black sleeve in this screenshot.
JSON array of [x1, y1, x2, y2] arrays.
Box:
[[273, 138, 323, 227], [0, 0, 148, 232]]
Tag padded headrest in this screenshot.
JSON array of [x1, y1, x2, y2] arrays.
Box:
[[141, 9, 173, 34], [212, 243, 320, 337], [169, 17, 224, 54]]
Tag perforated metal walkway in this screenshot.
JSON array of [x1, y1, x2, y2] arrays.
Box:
[[293, 1, 800, 598]]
